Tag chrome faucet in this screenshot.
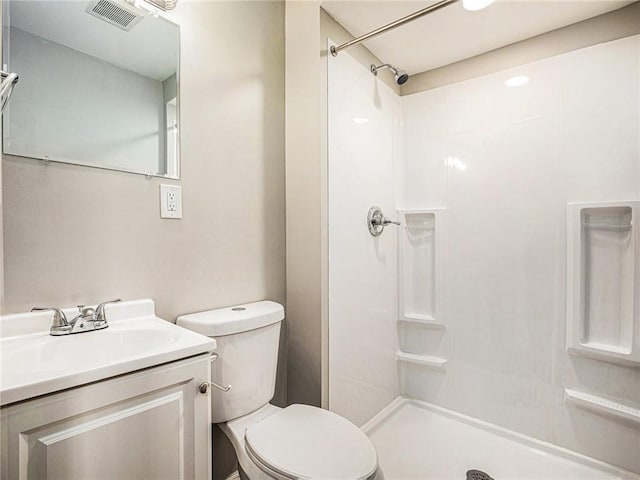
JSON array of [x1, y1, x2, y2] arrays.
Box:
[[32, 299, 121, 336]]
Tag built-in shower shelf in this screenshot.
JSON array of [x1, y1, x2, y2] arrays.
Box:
[[396, 351, 447, 370], [398, 315, 446, 329], [572, 342, 631, 355], [404, 225, 433, 231], [582, 222, 632, 230], [398, 208, 445, 325], [564, 389, 640, 425], [566, 201, 639, 367]]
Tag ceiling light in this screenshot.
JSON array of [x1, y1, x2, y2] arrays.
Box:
[[462, 0, 495, 11], [505, 75, 529, 87]]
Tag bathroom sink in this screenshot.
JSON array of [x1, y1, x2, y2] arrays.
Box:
[[0, 299, 216, 406], [3, 327, 179, 374]]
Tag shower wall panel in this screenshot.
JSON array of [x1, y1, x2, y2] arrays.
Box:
[[400, 35, 640, 473], [327, 45, 401, 426]]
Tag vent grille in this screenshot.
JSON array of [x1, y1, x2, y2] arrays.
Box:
[[92, 0, 136, 27], [85, 0, 144, 32]]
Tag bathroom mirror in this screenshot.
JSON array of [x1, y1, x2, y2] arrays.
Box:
[[2, 0, 180, 178]]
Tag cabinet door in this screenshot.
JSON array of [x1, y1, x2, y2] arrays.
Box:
[[1, 355, 211, 480]]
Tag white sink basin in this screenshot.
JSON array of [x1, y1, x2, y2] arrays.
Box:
[[0, 299, 216, 406]]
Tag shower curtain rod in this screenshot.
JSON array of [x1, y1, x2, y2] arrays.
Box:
[[330, 0, 459, 57]]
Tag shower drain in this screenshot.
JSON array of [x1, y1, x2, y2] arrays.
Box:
[[466, 470, 494, 480]]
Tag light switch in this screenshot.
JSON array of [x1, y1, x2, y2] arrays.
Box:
[[160, 184, 182, 219]]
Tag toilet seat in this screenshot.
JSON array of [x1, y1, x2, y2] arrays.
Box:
[[244, 404, 378, 480]]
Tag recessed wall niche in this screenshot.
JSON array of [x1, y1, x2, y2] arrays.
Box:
[[398, 209, 445, 327], [567, 201, 639, 367]]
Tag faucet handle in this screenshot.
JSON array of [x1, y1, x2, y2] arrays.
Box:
[[31, 307, 71, 335], [31, 307, 68, 324], [95, 299, 122, 321], [77, 305, 96, 317]]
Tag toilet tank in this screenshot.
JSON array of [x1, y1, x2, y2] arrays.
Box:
[[177, 301, 284, 423]]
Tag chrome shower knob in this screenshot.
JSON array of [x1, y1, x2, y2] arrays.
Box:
[[367, 206, 400, 237]]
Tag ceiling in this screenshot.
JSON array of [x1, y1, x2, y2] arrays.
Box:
[[7, 1, 178, 81], [322, 0, 636, 75]]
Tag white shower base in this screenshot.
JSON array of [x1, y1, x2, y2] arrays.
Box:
[[363, 398, 639, 480]]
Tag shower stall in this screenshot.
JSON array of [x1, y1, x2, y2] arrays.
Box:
[[326, 17, 640, 480]]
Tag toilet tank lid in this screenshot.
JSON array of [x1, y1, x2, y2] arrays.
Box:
[[176, 301, 284, 337]]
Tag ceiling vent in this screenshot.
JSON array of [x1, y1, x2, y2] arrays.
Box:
[[85, 0, 144, 32]]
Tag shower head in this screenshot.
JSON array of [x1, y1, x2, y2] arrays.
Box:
[[395, 69, 409, 85], [370, 63, 410, 85]]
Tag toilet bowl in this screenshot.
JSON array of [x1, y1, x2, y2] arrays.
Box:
[[177, 301, 379, 480]]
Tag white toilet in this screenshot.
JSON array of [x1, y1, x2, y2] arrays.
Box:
[[177, 301, 379, 480]]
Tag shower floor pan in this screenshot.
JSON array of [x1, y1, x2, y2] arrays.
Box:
[[363, 398, 638, 480]]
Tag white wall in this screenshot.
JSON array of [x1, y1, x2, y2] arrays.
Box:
[[284, 5, 402, 409], [327, 48, 400, 426], [5, 27, 165, 175], [400, 35, 640, 473], [1, 0, 4, 315], [287, 2, 640, 416]]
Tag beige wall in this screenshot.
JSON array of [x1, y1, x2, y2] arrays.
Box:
[[284, 0, 323, 407], [2, 0, 285, 386], [3, 0, 285, 315], [3, 4, 285, 477]]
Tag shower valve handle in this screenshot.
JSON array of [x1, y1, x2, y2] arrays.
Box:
[[367, 206, 400, 237], [380, 217, 400, 226]]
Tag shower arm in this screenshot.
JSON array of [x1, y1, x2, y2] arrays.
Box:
[[330, 0, 459, 57], [371, 64, 395, 76]]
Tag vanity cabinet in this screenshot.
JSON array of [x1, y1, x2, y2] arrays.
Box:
[[1, 354, 211, 480]]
